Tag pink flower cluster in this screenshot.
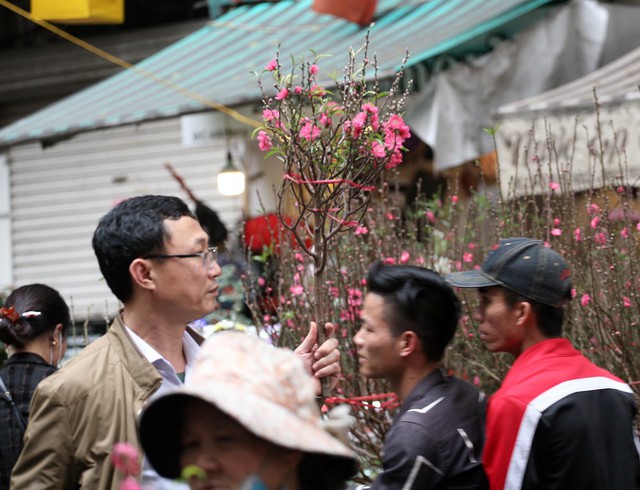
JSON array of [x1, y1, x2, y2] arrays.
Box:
[[258, 57, 410, 170], [111, 442, 142, 490]]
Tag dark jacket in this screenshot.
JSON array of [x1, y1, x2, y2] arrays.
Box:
[[367, 367, 488, 489], [0, 352, 56, 490]]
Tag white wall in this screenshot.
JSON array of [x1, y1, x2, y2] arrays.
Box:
[[0, 153, 12, 291]]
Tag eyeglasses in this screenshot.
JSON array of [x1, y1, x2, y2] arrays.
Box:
[[144, 246, 218, 269]]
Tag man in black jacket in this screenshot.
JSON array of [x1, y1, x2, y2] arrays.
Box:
[[355, 262, 488, 489]]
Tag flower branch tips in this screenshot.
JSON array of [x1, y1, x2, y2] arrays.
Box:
[[253, 36, 411, 397]]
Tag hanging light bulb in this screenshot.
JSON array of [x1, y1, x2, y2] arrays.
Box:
[[217, 151, 245, 196]]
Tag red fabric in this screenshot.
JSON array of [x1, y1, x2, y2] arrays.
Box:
[[484, 338, 624, 489], [244, 214, 312, 253]]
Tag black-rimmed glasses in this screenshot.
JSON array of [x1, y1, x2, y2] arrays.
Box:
[[144, 246, 218, 269]]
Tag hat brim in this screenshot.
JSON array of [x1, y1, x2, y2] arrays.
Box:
[[445, 270, 500, 289], [138, 386, 357, 481]]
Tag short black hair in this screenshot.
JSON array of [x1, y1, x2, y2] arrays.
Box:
[[0, 284, 70, 348], [501, 288, 564, 337], [92, 195, 197, 303], [366, 261, 461, 361]]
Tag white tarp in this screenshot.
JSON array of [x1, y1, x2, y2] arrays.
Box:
[[496, 101, 640, 197], [405, 0, 640, 171]]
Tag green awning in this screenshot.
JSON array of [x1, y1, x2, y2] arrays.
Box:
[[0, 0, 554, 148]]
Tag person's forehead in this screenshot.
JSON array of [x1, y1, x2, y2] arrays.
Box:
[[163, 216, 208, 247]]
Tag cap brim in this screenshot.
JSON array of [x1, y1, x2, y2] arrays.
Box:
[[445, 270, 499, 288]]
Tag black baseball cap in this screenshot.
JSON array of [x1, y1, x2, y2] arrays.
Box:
[[446, 237, 572, 307]]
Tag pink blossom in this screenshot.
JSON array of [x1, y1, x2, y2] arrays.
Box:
[[425, 210, 435, 223], [587, 203, 600, 215], [574, 228, 582, 242], [257, 130, 272, 152], [468, 242, 476, 250], [295, 253, 304, 262], [309, 84, 326, 96], [354, 225, 368, 235], [351, 111, 367, 138], [386, 213, 395, 220], [581, 294, 591, 306], [361, 103, 380, 130], [553, 218, 560, 226], [319, 112, 332, 127], [294, 86, 303, 94], [617, 186, 625, 194], [299, 120, 321, 141], [571, 288, 577, 298], [384, 114, 410, 138], [590, 217, 599, 229], [262, 108, 279, 121], [347, 288, 363, 307], [594, 232, 607, 245], [549, 182, 560, 191], [371, 141, 386, 158], [265, 59, 277, 71], [111, 442, 140, 477], [309, 64, 319, 75], [383, 257, 396, 265], [400, 251, 410, 263], [621, 227, 629, 238], [257, 276, 266, 287], [416, 256, 425, 265], [275, 87, 289, 100], [340, 310, 355, 322], [263, 315, 271, 323], [290, 284, 304, 295], [637, 222, 640, 232], [451, 195, 459, 204], [623, 296, 632, 308], [385, 150, 403, 169], [119, 477, 142, 490], [551, 228, 562, 237], [463, 252, 474, 263]]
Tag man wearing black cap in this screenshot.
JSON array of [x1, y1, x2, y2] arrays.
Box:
[[447, 237, 640, 490]]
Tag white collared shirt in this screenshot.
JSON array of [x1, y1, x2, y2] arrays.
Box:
[[125, 326, 200, 490]]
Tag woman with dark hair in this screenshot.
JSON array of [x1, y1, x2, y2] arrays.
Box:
[[0, 283, 70, 489]]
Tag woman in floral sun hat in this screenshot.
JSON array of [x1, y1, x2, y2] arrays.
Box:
[[138, 331, 357, 490]]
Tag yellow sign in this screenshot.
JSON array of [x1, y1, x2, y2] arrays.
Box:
[[32, 0, 124, 24]]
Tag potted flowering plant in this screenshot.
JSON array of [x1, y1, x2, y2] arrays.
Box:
[[254, 38, 410, 394]]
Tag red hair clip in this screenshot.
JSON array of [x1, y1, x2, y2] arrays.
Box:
[[0, 305, 20, 323]]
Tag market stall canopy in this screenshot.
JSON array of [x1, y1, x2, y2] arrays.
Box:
[[0, 0, 556, 149], [494, 44, 640, 197], [405, 0, 640, 172]]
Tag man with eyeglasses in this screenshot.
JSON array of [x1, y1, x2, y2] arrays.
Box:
[[11, 195, 343, 490]]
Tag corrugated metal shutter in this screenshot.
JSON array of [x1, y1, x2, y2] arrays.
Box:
[[8, 117, 246, 321]]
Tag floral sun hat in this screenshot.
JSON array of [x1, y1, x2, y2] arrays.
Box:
[[138, 331, 357, 480]]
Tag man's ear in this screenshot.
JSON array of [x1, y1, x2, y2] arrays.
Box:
[[399, 330, 419, 357], [515, 300, 533, 325], [129, 258, 156, 291]]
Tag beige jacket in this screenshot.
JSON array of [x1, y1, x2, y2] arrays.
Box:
[[11, 314, 203, 489]]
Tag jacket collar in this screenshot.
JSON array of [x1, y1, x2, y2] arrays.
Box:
[[107, 312, 205, 394], [397, 366, 449, 417], [5, 351, 51, 367]]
